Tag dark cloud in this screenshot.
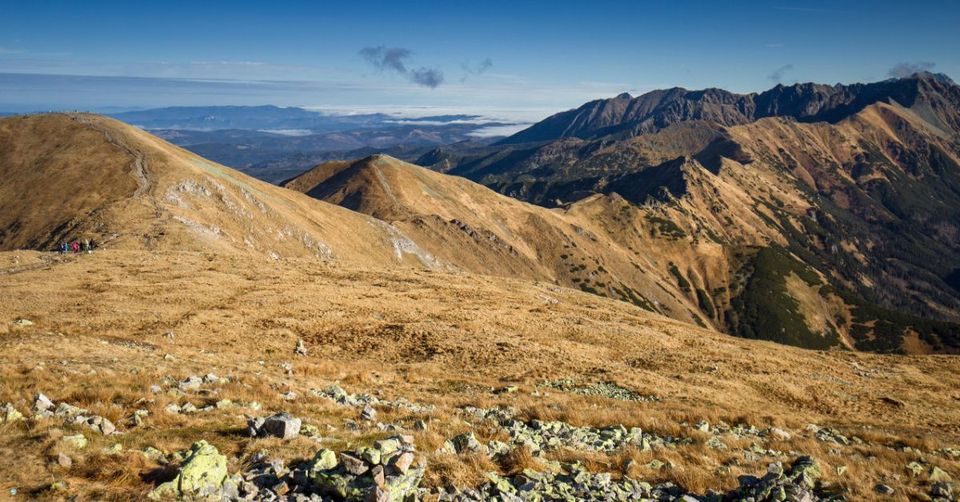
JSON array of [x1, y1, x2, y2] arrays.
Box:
[[410, 67, 444, 88], [358, 45, 443, 88], [359, 46, 412, 73], [887, 61, 935, 78], [767, 64, 794, 83]]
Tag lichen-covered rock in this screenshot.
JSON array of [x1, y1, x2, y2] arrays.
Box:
[[729, 456, 822, 500], [148, 440, 227, 499], [308, 438, 424, 501], [1, 403, 23, 422], [60, 434, 88, 449], [451, 432, 486, 454]]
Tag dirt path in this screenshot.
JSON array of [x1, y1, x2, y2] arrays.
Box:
[[68, 114, 152, 198]]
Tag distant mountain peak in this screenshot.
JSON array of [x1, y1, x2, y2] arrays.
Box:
[[499, 74, 960, 145]]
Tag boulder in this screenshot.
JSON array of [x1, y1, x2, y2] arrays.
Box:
[[390, 452, 414, 474], [451, 432, 484, 454], [311, 449, 339, 471], [178, 376, 202, 391], [360, 405, 377, 421], [252, 412, 302, 439], [34, 393, 54, 411], [930, 466, 953, 482], [341, 453, 369, 475], [148, 440, 228, 499]]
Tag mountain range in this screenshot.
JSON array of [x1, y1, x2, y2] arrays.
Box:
[[409, 72, 960, 352], [2, 73, 960, 355]]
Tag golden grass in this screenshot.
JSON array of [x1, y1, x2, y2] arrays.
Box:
[[0, 249, 958, 498]]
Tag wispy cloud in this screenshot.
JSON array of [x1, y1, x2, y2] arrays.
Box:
[[358, 45, 444, 88], [767, 64, 794, 83], [887, 61, 935, 78], [460, 58, 494, 82]]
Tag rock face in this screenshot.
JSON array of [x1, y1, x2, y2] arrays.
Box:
[[149, 440, 228, 499]]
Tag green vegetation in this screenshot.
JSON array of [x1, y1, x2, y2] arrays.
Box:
[[645, 215, 686, 239], [613, 283, 659, 313], [839, 290, 960, 353], [578, 283, 600, 295], [668, 263, 692, 292], [727, 246, 840, 349], [695, 287, 715, 319]]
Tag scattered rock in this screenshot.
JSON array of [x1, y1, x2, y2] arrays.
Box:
[[932, 481, 954, 499], [875, 483, 895, 495], [34, 393, 54, 412], [142, 447, 167, 464], [178, 376, 203, 391], [930, 466, 953, 482], [1, 403, 24, 422], [294, 338, 308, 356], [60, 434, 88, 450], [312, 385, 434, 415], [13, 318, 34, 327], [360, 405, 378, 422], [768, 427, 791, 441], [308, 437, 424, 501], [733, 457, 822, 500], [907, 461, 924, 477], [57, 453, 73, 469], [540, 379, 659, 402]]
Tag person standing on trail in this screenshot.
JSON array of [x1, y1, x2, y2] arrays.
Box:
[[89, 239, 97, 252], [82, 239, 90, 253], [71, 241, 80, 253]]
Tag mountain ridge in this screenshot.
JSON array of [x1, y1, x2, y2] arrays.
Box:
[[499, 72, 959, 144]]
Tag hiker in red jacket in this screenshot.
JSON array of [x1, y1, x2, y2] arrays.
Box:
[[70, 241, 80, 253]]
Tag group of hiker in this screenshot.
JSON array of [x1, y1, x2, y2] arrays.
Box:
[[58, 239, 97, 254]]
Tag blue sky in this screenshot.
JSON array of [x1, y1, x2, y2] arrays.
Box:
[[1, 0, 958, 121]]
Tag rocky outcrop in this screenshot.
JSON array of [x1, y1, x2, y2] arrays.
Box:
[[308, 435, 423, 501]]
